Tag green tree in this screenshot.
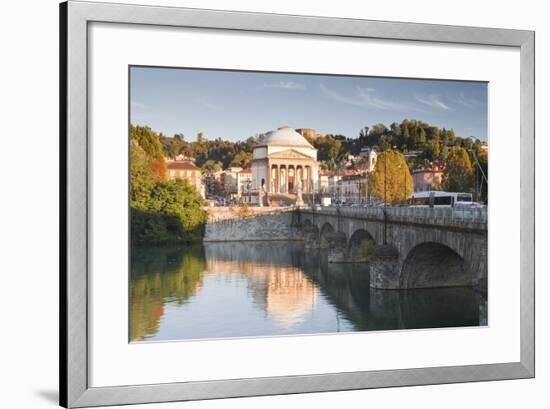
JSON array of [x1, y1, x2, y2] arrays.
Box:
[[315, 135, 342, 167], [201, 160, 222, 174], [368, 150, 414, 204], [147, 179, 208, 242], [131, 125, 164, 160], [443, 146, 474, 192], [230, 150, 252, 167], [130, 139, 156, 209], [130, 125, 207, 245]]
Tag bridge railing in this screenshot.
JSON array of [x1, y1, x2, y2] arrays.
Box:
[[302, 205, 487, 225]]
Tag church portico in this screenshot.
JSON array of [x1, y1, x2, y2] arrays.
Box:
[[252, 127, 319, 202], [267, 161, 315, 194]]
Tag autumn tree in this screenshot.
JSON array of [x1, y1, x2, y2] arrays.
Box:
[[443, 146, 474, 192], [150, 158, 168, 180], [368, 150, 414, 204]]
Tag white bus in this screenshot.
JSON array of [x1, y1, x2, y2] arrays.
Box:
[[407, 191, 473, 208]]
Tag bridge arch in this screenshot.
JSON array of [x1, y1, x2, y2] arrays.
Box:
[[348, 229, 376, 262], [319, 222, 335, 248], [400, 242, 470, 288]]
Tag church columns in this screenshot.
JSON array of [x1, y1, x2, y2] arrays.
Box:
[[278, 165, 281, 193], [287, 166, 290, 193], [276, 165, 280, 193], [280, 165, 287, 194], [270, 163, 280, 193], [288, 165, 295, 193], [267, 162, 317, 195]]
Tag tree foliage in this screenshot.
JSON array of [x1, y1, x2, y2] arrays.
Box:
[[230, 150, 252, 167], [314, 135, 343, 169], [131, 125, 164, 160], [442, 146, 474, 193], [368, 150, 414, 204], [130, 246, 206, 340], [130, 125, 207, 245], [145, 119, 485, 176], [337, 119, 485, 169], [156, 130, 263, 170]]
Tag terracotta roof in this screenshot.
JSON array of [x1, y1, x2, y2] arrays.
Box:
[[239, 168, 252, 174], [167, 161, 199, 170]]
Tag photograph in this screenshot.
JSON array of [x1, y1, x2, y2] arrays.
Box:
[[129, 67, 489, 342]]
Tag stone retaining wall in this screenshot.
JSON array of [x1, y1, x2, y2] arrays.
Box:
[[204, 212, 302, 242]]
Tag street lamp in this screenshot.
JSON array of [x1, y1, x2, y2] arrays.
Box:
[[397, 163, 407, 204]]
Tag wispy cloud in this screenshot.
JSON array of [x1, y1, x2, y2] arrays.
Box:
[[258, 81, 306, 90], [452, 91, 482, 108], [415, 94, 453, 111], [319, 84, 410, 111]]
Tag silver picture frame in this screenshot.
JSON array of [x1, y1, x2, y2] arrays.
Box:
[[60, 1, 535, 407]]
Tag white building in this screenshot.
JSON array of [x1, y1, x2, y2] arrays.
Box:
[[251, 126, 319, 194], [359, 147, 378, 171], [221, 167, 242, 196], [236, 168, 253, 197], [337, 173, 369, 203]]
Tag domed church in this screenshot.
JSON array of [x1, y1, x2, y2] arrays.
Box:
[[251, 126, 319, 196]]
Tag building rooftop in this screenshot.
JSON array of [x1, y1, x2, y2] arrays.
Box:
[[167, 161, 199, 170]]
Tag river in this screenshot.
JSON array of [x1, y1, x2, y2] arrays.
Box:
[[130, 241, 486, 342]]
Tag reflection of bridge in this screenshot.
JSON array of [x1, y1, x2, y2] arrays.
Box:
[[203, 242, 483, 330], [297, 206, 487, 290]]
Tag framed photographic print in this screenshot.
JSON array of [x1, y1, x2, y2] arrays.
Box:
[[60, 1, 535, 407]]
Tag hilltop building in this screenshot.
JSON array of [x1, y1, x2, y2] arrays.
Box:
[[295, 128, 321, 141]]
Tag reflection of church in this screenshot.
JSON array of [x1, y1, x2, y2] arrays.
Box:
[[260, 267, 318, 329], [251, 127, 319, 195], [205, 259, 318, 329]]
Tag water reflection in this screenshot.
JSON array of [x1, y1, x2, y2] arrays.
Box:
[[130, 242, 486, 342]]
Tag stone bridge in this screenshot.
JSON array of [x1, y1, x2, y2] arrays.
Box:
[[297, 206, 487, 290]]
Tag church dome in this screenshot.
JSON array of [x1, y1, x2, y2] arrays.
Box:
[[258, 126, 313, 147]]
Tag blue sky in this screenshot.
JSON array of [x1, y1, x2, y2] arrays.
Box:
[[130, 66, 488, 142]]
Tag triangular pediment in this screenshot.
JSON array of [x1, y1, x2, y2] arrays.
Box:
[[268, 149, 316, 160]]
